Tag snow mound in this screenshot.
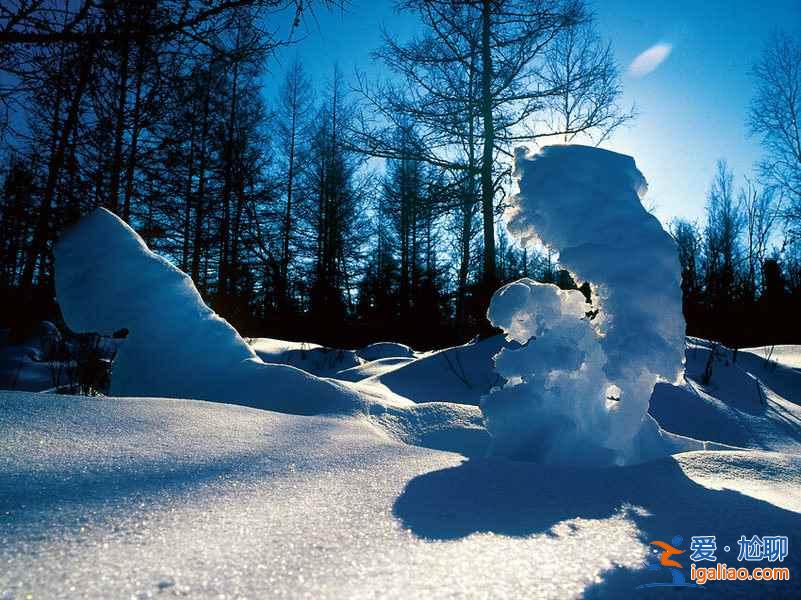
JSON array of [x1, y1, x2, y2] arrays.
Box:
[[250, 337, 362, 376], [651, 338, 801, 454], [357, 342, 415, 361], [54, 209, 360, 415], [483, 145, 687, 465], [51, 210, 483, 454], [377, 336, 514, 405], [743, 344, 801, 369], [334, 356, 416, 382], [249, 337, 323, 354]]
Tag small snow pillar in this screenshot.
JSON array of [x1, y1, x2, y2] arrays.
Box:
[[482, 145, 686, 465]]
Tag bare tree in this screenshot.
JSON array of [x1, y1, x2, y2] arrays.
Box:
[[704, 160, 743, 309], [0, 1, 310, 45], [353, 1, 484, 324], [3, 0, 315, 301], [749, 32, 801, 233], [19, 39, 95, 294], [541, 19, 634, 144], [355, 0, 631, 297], [276, 57, 314, 310], [671, 218, 702, 300], [303, 67, 372, 322], [740, 177, 779, 300]]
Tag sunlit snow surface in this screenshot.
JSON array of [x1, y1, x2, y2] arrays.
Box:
[[2, 392, 800, 599], [484, 146, 687, 464], [742, 344, 801, 369]]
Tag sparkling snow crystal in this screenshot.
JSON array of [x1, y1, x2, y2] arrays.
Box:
[[483, 145, 688, 465]]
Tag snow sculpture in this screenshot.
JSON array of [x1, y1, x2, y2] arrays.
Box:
[[482, 145, 687, 465], [55, 208, 359, 414]]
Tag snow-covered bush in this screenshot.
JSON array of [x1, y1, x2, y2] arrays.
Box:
[[482, 145, 687, 465]]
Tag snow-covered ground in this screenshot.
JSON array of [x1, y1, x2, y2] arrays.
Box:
[[2, 383, 800, 599], [650, 339, 801, 454], [742, 344, 801, 370], [2, 333, 800, 598], [249, 337, 363, 377]]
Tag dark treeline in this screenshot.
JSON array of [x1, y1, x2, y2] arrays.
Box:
[[673, 163, 801, 349], [0, 2, 799, 349], [671, 32, 801, 349]]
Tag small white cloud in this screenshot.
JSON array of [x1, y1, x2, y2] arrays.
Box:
[[628, 43, 672, 78]]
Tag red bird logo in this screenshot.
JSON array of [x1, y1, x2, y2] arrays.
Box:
[[650, 540, 685, 568]]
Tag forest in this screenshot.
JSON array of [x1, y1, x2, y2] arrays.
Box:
[[1, 0, 799, 350]]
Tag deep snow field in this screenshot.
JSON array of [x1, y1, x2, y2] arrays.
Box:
[[3, 146, 801, 598]]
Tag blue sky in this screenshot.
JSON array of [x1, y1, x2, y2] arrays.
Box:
[[267, 0, 801, 225]]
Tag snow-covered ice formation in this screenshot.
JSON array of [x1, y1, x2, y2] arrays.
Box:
[[483, 145, 689, 465], [54, 209, 361, 415]]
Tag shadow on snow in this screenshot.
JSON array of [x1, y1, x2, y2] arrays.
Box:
[[393, 455, 801, 598]]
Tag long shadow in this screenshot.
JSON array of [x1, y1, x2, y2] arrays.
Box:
[[649, 382, 769, 449], [738, 351, 801, 407], [393, 456, 801, 597], [0, 450, 278, 541]]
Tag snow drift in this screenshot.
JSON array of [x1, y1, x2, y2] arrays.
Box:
[[53, 209, 483, 455], [483, 145, 688, 465], [376, 335, 514, 406], [3, 389, 799, 599], [250, 337, 362, 377], [54, 209, 360, 414], [357, 342, 415, 362]]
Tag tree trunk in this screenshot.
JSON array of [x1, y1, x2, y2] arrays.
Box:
[[182, 116, 197, 271], [456, 197, 472, 327], [219, 57, 239, 299], [479, 0, 497, 290], [191, 74, 212, 283], [400, 162, 410, 315], [122, 37, 146, 223], [20, 44, 93, 294], [281, 82, 298, 309], [109, 11, 131, 214]]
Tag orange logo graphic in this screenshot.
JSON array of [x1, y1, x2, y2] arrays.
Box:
[[651, 540, 685, 568]]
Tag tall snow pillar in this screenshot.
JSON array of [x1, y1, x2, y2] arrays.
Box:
[[482, 145, 685, 465]]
